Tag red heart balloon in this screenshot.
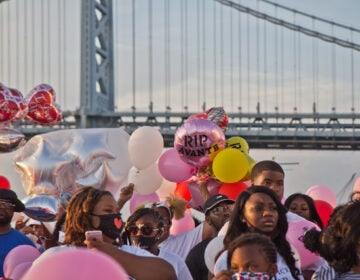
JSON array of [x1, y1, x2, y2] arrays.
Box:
[[25, 84, 62, 126], [0, 84, 23, 123]]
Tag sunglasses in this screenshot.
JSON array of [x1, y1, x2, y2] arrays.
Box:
[[0, 200, 15, 208], [128, 224, 161, 236], [211, 205, 234, 215]]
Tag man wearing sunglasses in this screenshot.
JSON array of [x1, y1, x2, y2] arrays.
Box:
[[186, 194, 234, 280], [0, 189, 36, 277]]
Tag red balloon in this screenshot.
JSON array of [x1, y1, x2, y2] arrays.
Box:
[[0, 176, 10, 189], [0, 84, 23, 123], [175, 180, 192, 202], [314, 200, 334, 227], [218, 181, 248, 200]]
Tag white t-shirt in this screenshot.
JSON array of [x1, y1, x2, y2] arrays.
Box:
[[214, 250, 304, 280], [159, 248, 193, 280], [159, 223, 203, 260]]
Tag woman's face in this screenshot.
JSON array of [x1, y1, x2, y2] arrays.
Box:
[[288, 197, 310, 220], [130, 214, 159, 238], [243, 193, 279, 233], [231, 244, 277, 276]]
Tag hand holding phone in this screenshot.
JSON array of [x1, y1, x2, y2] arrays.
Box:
[[85, 230, 103, 242]]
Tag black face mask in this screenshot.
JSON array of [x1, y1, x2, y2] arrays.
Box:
[[92, 213, 123, 240], [130, 235, 158, 251]]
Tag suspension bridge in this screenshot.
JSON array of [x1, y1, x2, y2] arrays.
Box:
[[1, 0, 360, 149]]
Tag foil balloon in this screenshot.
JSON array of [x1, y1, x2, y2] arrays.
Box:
[[0, 83, 23, 123], [14, 128, 132, 198], [205, 107, 229, 132], [8, 87, 28, 123], [24, 194, 59, 222], [25, 84, 62, 126], [226, 136, 250, 154], [174, 118, 225, 167], [0, 128, 26, 153]]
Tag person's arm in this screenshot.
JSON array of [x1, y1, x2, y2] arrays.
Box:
[[117, 183, 134, 210], [85, 239, 177, 280]]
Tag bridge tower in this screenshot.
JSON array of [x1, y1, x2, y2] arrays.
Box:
[[80, 0, 115, 128]]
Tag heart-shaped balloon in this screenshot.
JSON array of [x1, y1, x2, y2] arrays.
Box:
[[0, 83, 23, 123], [8, 87, 28, 123], [25, 84, 62, 125]]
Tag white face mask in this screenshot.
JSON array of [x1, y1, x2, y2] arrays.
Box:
[[231, 272, 271, 280]]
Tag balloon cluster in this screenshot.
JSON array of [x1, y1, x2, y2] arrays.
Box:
[[158, 107, 256, 208], [0, 83, 62, 126]]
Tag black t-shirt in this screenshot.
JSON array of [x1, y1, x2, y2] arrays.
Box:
[[185, 237, 213, 280]]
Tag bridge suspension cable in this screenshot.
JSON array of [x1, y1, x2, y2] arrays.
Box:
[[215, 0, 360, 52]]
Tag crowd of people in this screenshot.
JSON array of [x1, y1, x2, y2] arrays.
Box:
[[1, 160, 360, 279]]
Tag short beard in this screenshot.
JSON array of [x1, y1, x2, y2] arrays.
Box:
[[0, 215, 13, 226]]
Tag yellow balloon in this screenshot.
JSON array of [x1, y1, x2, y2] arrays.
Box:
[[242, 153, 256, 181], [226, 136, 250, 154], [212, 148, 248, 183]]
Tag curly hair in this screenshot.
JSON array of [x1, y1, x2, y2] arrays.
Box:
[[284, 193, 324, 229], [320, 201, 360, 273], [224, 186, 300, 280], [226, 233, 277, 268], [63, 186, 113, 247], [122, 207, 164, 245]]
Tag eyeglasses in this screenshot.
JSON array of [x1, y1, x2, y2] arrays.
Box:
[[211, 205, 234, 215], [128, 224, 162, 236], [0, 200, 15, 208]]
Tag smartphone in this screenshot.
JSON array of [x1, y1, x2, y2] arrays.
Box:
[[85, 230, 103, 242]]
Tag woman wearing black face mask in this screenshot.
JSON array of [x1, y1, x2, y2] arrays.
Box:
[[123, 208, 193, 280], [61, 186, 176, 280]]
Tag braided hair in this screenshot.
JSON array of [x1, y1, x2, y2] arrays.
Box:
[[63, 186, 113, 247]]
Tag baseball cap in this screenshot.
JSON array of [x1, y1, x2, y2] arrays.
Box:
[[204, 194, 234, 215], [0, 189, 25, 212]]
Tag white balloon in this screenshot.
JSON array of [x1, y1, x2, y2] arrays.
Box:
[[128, 126, 164, 170], [128, 163, 163, 195], [156, 178, 176, 201], [204, 236, 225, 273]]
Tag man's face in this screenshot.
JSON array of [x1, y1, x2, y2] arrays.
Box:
[[252, 170, 284, 199], [0, 199, 15, 226], [207, 202, 234, 232]]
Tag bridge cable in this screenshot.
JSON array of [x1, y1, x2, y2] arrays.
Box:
[[238, 0, 242, 113], [220, 4, 224, 107], [148, 1, 153, 112], [298, 25, 301, 112], [0, 5, 3, 81], [16, 0, 19, 86], [259, 0, 360, 34], [197, 0, 201, 110], [331, 24, 336, 112], [131, 0, 136, 111], [293, 12, 297, 112], [202, 0, 207, 111], [41, 0, 44, 80], [230, 7, 234, 112], [274, 4, 278, 113], [246, 12, 250, 113], [351, 30, 355, 112], [213, 1, 217, 105], [256, 0, 260, 113], [164, 0, 170, 111], [47, 0, 51, 83], [180, 0, 184, 111], [280, 22, 284, 113], [263, 14, 267, 113], [62, 0, 66, 108], [57, 0, 62, 105], [8, 2, 11, 84], [312, 18, 316, 113], [185, 0, 189, 110], [215, 0, 360, 52]]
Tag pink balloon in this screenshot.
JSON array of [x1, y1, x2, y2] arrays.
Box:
[[286, 220, 321, 269], [158, 148, 195, 182], [174, 118, 225, 167], [3, 245, 40, 278], [22, 248, 128, 280], [129, 192, 159, 214], [170, 210, 195, 235], [306, 185, 337, 208], [8, 261, 32, 280]]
